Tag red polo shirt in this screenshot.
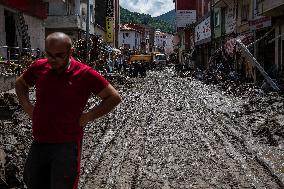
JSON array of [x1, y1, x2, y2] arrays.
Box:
[[23, 57, 109, 143]]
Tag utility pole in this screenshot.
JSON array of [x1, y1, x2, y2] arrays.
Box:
[[86, 0, 90, 62]]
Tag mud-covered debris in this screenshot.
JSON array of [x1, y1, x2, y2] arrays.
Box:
[[0, 67, 284, 188]]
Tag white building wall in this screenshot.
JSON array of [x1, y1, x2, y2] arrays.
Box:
[[154, 31, 174, 54], [129, 32, 136, 49], [164, 34, 174, 55], [119, 30, 141, 50]]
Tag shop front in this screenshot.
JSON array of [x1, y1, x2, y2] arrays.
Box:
[[195, 16, 211, 70]]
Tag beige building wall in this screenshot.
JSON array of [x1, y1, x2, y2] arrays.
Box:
[[23, 14, 45, 51], [0, 5, 45, 58]]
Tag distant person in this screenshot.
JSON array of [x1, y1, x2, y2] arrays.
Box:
[[140, 60, 147, 77], [133, 60, 139, 77], [15, 32, 122, 189]]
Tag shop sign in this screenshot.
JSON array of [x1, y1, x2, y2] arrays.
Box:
[[106, 0, 114, 43], [249, 16, 271, 31], [195, 17, 211, 44], [176, 10, 196, 28], [106, 0, 114, 17], [106, 16, 114, 43]]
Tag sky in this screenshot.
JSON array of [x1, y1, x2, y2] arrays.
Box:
[[120, 0, 175, 17]]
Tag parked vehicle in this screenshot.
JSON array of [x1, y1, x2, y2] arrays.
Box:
[[128, 54, 152, 64], [153, 53, 167, 69]]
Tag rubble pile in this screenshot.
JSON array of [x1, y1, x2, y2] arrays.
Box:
[[0, 92, 31, 189]]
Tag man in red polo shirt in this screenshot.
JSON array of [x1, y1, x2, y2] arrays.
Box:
[[15, 32, 122, 189]]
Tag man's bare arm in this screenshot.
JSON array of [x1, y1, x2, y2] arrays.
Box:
[[15, 75, 34, 119], [79, 84, 122, 127]]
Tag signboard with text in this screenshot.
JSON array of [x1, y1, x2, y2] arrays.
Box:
[[225, 7, 236, 34], [106, 16, 114, 43], [249, 16, 271, 31], [106, 0, 114, 43], [176, 10, 196, 28], [195, 16, 211, 45]]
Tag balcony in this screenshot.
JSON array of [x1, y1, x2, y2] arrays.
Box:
[[257, 0, 284, 17], [44, 15, 94, 33]]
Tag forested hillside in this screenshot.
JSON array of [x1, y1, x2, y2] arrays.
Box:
[[154, 9, 175, 25], [120, 7, 175, 33]]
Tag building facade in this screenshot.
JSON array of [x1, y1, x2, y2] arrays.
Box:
[[118, 23, 155, 55], [173, 0, 197, 64], [173, 0, 284, 84], [257, 0, 284, 77], [44, 0, 119, 48], [0, 0, 47, 59], [195, 0, 211, 69], [44, 0, 95, 42], [154, 29, 174, 55], [119, 24, 142, 52]]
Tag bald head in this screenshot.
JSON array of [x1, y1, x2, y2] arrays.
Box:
[[45, 32, 73, 72], [46, 32, 72, 51]]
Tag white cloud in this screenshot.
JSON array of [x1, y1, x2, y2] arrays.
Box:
[[120, 0, 175, 17]]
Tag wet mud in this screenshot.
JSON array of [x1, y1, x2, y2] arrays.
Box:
[[0, 68, 283, 188]]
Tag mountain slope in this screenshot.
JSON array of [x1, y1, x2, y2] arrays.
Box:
[[154, 10, 175, 25], [120, 7, 175, 33]]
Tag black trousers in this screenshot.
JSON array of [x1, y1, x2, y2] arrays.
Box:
[[23, 141, 81, 189]]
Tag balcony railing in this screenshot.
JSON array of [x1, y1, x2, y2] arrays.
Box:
[[44, 15, 94, 33]]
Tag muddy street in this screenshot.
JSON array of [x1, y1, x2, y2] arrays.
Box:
[[79, 68, 284, 188], [1, 68, 284, 189]]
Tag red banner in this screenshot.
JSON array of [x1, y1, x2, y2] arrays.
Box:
[[0, 0, 47, 19]]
